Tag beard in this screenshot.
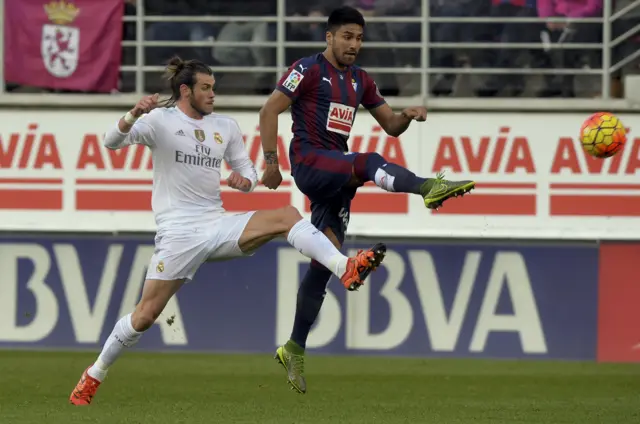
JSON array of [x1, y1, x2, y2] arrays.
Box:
[[189, 95, 211, 117]]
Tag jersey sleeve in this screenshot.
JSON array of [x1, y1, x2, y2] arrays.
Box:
[[224, 119, 258, 192], [128, 114, 157, 146], [103, 109, 159, 150], [361, 71, 386, 110], [275, 60, 313, 102]]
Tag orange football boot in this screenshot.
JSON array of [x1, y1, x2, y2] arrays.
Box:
[[69, 366, 101, 405], [340, 243, 386, 291]]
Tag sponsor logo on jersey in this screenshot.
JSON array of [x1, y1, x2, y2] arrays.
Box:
[[175, 151, 222, 169], [327, 102, 355, 136], [283, 70, 304, 92], [175, 143, 222, 170]]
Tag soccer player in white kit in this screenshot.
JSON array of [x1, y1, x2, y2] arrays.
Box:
[[69, 57, 386, 405]]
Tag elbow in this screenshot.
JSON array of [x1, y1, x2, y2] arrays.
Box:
[[259, 105, 271, 122], [385, 125, 403, 138], [103, 128, 125, 150], [260, 103, 282, 123], [103, 138, 117, 150], [103, 134, 119, 150], [387, 129, 402, 138]]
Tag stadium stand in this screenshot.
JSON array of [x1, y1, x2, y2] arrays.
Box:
[[1, 0, 639, 104]]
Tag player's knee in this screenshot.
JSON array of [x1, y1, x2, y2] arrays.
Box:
[[353, 152, 385, 182], [131, 301, 163, 332], [279, 205, 303, 229]]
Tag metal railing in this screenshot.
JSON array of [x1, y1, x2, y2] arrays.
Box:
[[1, 0, 639, 111]]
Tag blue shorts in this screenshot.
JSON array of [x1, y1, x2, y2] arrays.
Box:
[[292, 149, 361, 244]]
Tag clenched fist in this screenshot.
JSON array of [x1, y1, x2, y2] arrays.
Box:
[[131, 93, 159, 118], [261, 164, 283, 190], [401, 106, 427, 122], [227, 171, 252, 192]]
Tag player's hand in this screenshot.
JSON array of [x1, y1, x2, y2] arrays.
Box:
[[401, 106, 427, 122], [131, 93, 159, 118], [261, 165, 283, 190], [227, 171, 252, 192]]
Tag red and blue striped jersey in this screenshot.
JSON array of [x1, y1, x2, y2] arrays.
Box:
[[276, 53, 386, 157]]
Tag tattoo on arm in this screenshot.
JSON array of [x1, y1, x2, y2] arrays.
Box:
[[264, 151, 279, 165]]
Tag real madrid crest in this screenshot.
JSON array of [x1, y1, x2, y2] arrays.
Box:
[[156, 260, 165, 273], [214, 132, 223, 144], [194, 129, 205, 142]]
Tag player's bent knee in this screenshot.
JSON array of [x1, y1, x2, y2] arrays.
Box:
[[132, 296, 167, 331], [131, 307, 157, 332], [130, 279, 182, 332], [353, 152, 385, 182], [266, 205, 303, 233], [280, 205, 303, 227], [267, 205, 303, 236]]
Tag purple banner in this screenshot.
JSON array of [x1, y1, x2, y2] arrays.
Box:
[[4, 0, 123, 92], [0, 235, 598, 360]]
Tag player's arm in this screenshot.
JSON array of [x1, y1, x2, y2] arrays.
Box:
[[368, 104, 417, 138], [259, 61, 307, 189], [225, 120, 258, 193], [258, 90, 292, 166], [361, 74, 426, 137], [103, 94, 159, 150]]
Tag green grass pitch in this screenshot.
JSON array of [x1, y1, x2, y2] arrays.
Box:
[[0, 350, 639, 423]]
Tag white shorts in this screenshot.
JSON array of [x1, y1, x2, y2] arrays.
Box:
[[146, 211, 256, 282]]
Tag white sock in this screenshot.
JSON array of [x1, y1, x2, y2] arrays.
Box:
[[374, 166, 396, 192], [87, 313, 143, 382], [287, 219, 348, 277]]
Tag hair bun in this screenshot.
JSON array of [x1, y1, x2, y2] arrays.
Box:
[[165, 56, 185, 79]]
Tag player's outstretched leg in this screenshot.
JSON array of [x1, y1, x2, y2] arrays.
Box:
[[353, 153, 475, 210], [237, 206, 385, 394], [238, 206, 386, 291], [69, 279, 183, 405], [275, 258, 331, 394]]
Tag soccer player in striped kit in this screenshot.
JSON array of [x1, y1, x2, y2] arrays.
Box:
[[259, 6, 476, 394]]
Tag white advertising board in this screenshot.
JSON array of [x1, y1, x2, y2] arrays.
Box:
[[0, 109, 639, 239]]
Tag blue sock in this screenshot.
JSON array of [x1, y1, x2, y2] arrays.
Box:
[[353, 153, 430, 195], [289, 261, 333, 350]]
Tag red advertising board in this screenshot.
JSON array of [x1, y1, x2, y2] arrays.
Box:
[[597, 242, 640, 363]]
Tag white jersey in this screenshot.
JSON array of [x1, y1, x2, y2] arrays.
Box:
[[103, 107, 258, 230]]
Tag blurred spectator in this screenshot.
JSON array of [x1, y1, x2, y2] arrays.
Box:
[[212, 2, 276, 68], [373, 0, 421, 68], [611, 0, 640, 97], [210, 1, 277, 94], [430, 0, 492, 96], [536, 0, 603, 97], [144, 0, 218, 67], [476, 0, 541, 97], [285, 1, 333, 64]]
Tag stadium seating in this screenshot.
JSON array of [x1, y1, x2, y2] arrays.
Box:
[[1, 0, 639, 103]]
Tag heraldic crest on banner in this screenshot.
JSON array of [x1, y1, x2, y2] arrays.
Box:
[[42, 1, 80, 78]]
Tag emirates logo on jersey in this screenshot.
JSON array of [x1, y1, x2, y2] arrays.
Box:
[[327, 102, 355, 136]]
